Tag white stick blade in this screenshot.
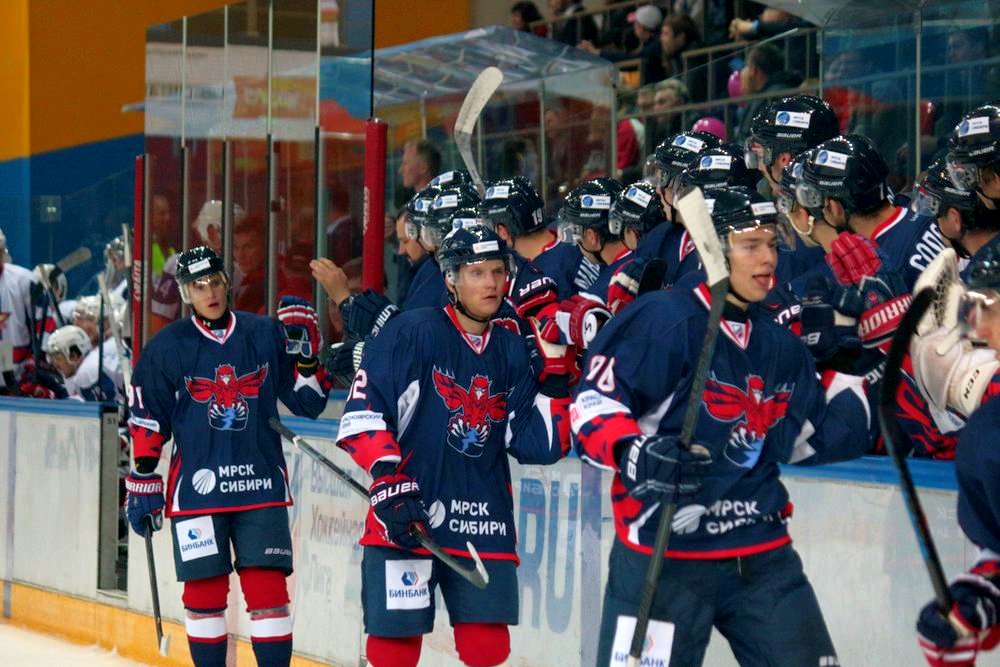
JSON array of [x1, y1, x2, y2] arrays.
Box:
[[454, 67, 503, 136], [160, 634, 171, 656], [465, 541, 490, 586], [56, 246, 93, 273], [676, 187, 729, 286]]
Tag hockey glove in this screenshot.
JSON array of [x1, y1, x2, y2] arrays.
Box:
[[799, 274, 860, 361], [276, 296, 322, 359], [369, 467, 429, 550], [910, 326, 1000, 418], [340, 289, 398, 339], [542, 295, 612, 350], [124, 471, 165, 537], [827, 232, 882, 286], [606, 257, 667, 316], [917, 561, 1000, 667], [321, 336, 365, 387], [525, 318, 579, 397], [617, 435, 712, 502], [511, 272, 558, 320]]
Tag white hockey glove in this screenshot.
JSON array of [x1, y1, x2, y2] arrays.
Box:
[[911, 326, 1000, 418]]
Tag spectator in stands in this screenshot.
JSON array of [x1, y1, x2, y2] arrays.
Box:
[[642, 14, 701, 92], [647, 78, 690, 148], [149, 194, 176, 281], [232, 216, 267, 314], [578, 5, 662, 66], [729, 8, 810, 41], [548, 0, 598, 47], [325, 186, 360, 266], [932, 27, 998, 144], [396, 139, 441, 208], [735, 43, 803, 141], [510, 1, 547, 38]]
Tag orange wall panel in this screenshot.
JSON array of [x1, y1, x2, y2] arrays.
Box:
[[374, 0, 469, 47], [0, 0, 31, 161]]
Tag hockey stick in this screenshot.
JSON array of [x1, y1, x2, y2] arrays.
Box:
[[98, 274, 131, 387], [144, 517, 171, 656], [878, 287, 952, 613], [628, 187, 729, 666], [269, 417, 490, 589], [37, 247, 93, 327], [454, 67, 503, 197]]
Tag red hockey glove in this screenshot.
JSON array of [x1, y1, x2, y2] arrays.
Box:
[[826, 232, 882, 286], [542, 295, 611, 349], [369, 471, 429, 550], [526, 318, 580, 397], [19, 381, 56, 399], [511, 273, 558, 320], [917, 561, 1000, 667], [277, 296, 322, 359], [606, 257, 667, 316], [124, 471, 165, 537]]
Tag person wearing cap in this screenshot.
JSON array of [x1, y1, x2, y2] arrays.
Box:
[[578, 5, 662, 64]]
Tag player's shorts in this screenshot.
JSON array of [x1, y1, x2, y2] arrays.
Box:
[[596, 540, 838, 667], [169, 506, 293, 582], [361, 546, 518, 637]]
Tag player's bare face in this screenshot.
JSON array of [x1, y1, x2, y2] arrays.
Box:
[[727, 227, 778, 303], [972, 291, 1000, 353], [454, 259, 507, 320], [189, 273, 228, 320], [51, 353, 76, 379], [73, 315, 100, 346]]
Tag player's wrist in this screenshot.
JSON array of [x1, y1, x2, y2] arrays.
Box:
[[133, 456, 160, 475]]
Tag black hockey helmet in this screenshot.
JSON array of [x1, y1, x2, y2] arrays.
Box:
[[677, 144, 760, 195], [556, 177, 624, 243], [437, 224, 515, 282], [176, 246, 229, 304], [423, 183, 481, 249], [653, 131, 723, 189], [776, 151, 809, 216], [609, 181, 666, 239], [946, 103, 1000, 191], [795, 135, 890, 222], [480, 177, 546, 237], [705, 185, 791, 253], [745, 95, 840, 168], [404, 185, 441, 241], [446, 206, 489, 232], [430, 169, 474, 188], [912, 157, 978, 219]]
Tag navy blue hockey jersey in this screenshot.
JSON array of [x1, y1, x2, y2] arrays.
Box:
[[635, 221, 700, 287], [129, 313, 329, 516], [399, 255, 449, 311], [571, 284, 871, 558], [956, 396, 1000, 556], [531, 235, 600, 300], [586, 248, 633, 304], [869, 206, 945, 289], [336, 305, 570, 561]]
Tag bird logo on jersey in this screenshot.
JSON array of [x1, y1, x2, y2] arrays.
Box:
[[185, 363, 269, 431], [432, 367, 507, 457], [703, 375, 793, 468]]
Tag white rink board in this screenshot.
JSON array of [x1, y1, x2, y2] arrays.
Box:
[[0, 402, 982, 666]]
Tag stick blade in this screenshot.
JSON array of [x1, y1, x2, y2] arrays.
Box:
[[454, 67, 503, 136], [465, 541, 490, 588], [159, 634, 171, 657], [675, 187, 728, 287], [56, 246, 92, 273]]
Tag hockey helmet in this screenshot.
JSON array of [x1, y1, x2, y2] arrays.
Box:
[[745, 95, 840, 168], [677, 144, 760, 198], [105, 236, 126, 263], [776, 152, 809, 216], [652, 131, 723, 190], [48, 324, 92, 360], [175, 246, 229, 304], [946, 103, 1000, 191], [437, 225, 515, 285], [423, 183, 481, 249], [480, 177, 546, 237], [429, 169, 474, 189], [194, 200, 245, 247], [0, 227, 8, 263], [556, 177, 624, 244], [706, 185, 792, 254], [912, 157, 978, 219], [33, 264, 68, 300], [404, 185, 441, 241], [795, 135, 890, 222], [609, 181, 665, 239]]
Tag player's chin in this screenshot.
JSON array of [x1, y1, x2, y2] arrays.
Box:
[[748, 273, 774, 299]]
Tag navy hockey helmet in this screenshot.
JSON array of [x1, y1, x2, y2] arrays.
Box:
[[745, 95, 840, 168], [706, 185, 792, 253], [795, 135, 890, 223], [176, 246, 229, 304], [437, 224, 515, 283], [608, 181, 665, 239], [480, 177, 546, 237], [423, 183, 481, 249], [677, 143, 760, 196], [429, 169, 474, 188], [776, 152, 809, 216], [404, 185, 441, 241], [912, 157, 978, 219], [556, 177, 624, 244], [653, 131, 723, 190], [946, 103, 1000, 192]]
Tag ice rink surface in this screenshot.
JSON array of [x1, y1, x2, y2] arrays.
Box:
[[0, 621, 147, 666]]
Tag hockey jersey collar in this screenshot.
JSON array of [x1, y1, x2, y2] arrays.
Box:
[[610, 247, 632, 264], [444, 304, 493, 355], [191, 311, 236, 344], [679, 229, 697, 264], [693, 283, 752, 350], [538, 229, 559, 255], [871, 206, 907, 241]]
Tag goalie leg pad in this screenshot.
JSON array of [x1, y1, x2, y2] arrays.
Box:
[[366, 635, 423, 667], [453, 623, 511, 667]]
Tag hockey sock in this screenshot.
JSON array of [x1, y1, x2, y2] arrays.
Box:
[[240, 567, 292, 667], [366, 635, 423, 667], [183, 576, 230, 667], [453, 623, 511, 667]]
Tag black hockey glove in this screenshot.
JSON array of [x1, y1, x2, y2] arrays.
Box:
[[340, 289, 398, 339], [799, 273, 860, 362], [917, 561, 1000, 666], [321, 335, 364, 387], [369, 464, 429, 550], [616, 435, 712, 501]]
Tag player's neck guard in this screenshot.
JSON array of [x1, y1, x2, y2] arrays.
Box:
[[196, 308, 232, 331]]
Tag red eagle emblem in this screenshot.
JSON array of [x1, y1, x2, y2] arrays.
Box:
[[432, 367, 507, 457], [703, 375, 793, 468], [185, 363, 268, 431]]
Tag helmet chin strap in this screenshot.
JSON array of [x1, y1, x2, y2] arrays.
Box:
[[447, 280, 494, 324]]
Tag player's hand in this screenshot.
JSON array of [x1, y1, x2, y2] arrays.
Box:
[[911, 326, 999, 418], [543, 295, 611, 349], [617, 435, 712, 501], [19, 381, 56, 399], [525, 318, 579, 397], [608, 257, 667, 315], [309, 258, 351, 306], [827, 232, 883, 286], [339, 289, 398, 339], [124, 471, 165, 537], [510, 273, 558, 320], [917, 562, 1000, 667], [321, 336, 364, 386], [799, 273, 860, 360], [277, 296, 322, 359], [369, 470, 429, 550]]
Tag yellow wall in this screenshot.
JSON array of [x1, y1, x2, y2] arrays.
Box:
[[0, 0, 31, 162], [375, 0, 470, 47]]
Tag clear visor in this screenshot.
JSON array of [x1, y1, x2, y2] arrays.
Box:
[[776, 189, 796, 215], [743, 137, 773, 170], [447, 257, 517, 286], [910, 187, 942, 218], [420, 223, 449, 250], [557, 220, 583, 245], [179, 272, 229, 304], [794, 178, 826, 210], [653, 165, 684, 191], [724, 222, 793, 255], [404, 218, 420, 241], [607, 209, 626, 236], [946, 157, 980, 191]]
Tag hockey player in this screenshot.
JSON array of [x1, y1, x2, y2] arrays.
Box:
[[336, 226, 575, 667], [123, 246, 329, 667], [914, 158, 997, 268], [45, 324, 116, 401], [556, 177, 629, 303], [31, 263, 75, 325], [573, 186, 871, 666], [0, 227, 42, 387], [72, 294, 126, 395], [946, 102, 1000, 212], [604, 180, 667, 315], [914, 248, 1000, 666], [743, 94, 840, 197]]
